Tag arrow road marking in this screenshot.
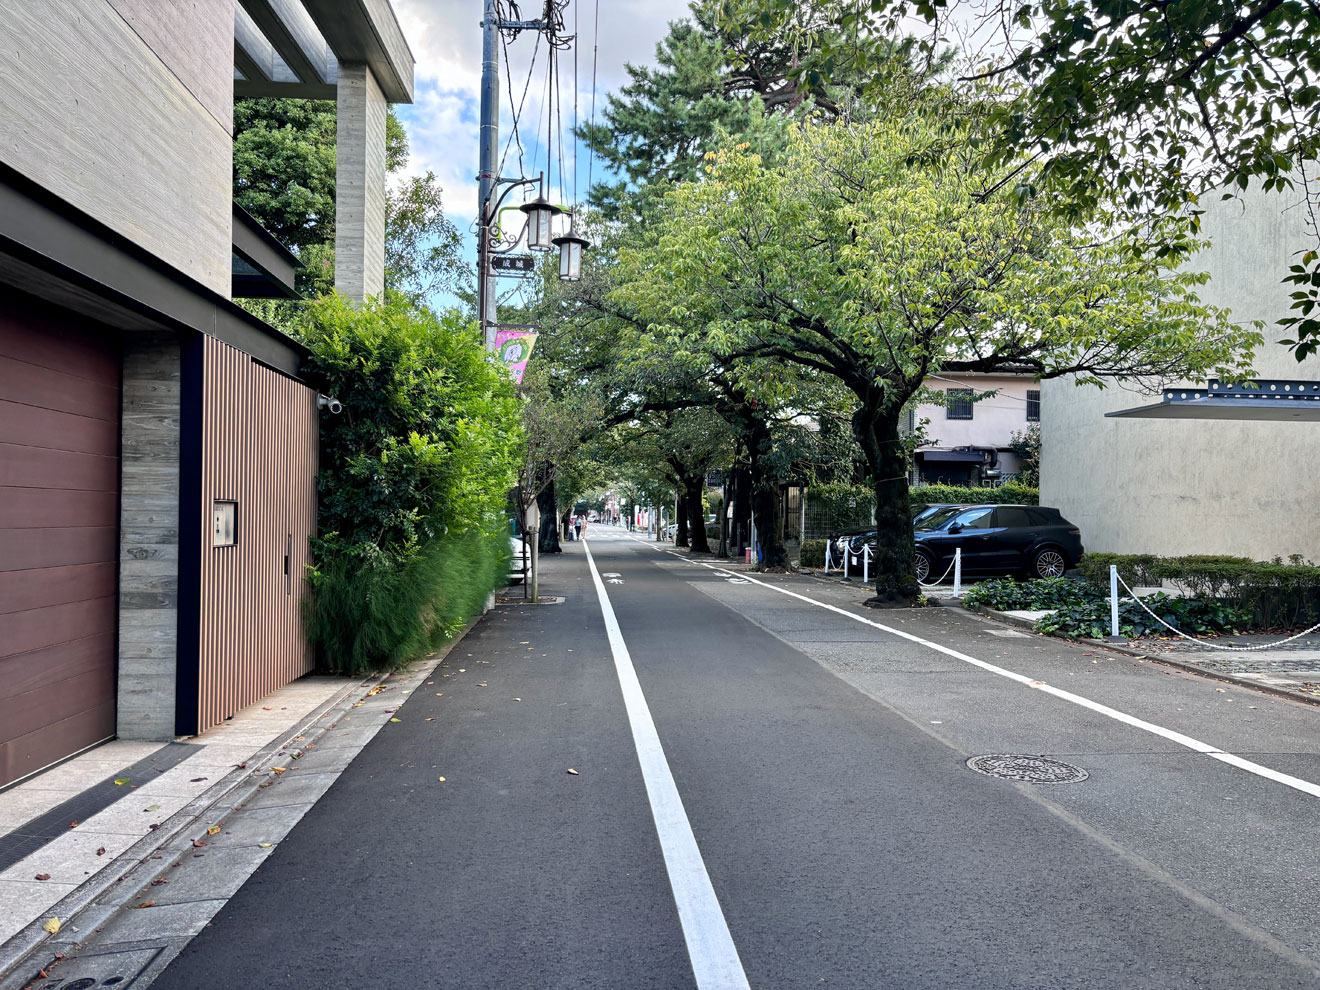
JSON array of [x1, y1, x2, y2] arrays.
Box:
[[607, 578, 624, 584], [583, 541, 751, 990]]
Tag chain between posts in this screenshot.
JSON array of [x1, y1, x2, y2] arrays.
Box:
[[1112, 570, 1320, 650]]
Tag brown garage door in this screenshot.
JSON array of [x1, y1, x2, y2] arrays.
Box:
[[0, 299, 120, 787]]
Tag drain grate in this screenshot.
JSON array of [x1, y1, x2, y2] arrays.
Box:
[[966, 754, 1089, 784]]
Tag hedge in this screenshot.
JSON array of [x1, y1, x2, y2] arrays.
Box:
[[1078, 553, 1320, 629], [909, 481, 1039, 509]]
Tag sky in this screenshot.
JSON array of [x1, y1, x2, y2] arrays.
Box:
[[391, 0, 682, 250]]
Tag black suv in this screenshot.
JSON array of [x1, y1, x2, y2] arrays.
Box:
[[912, 504, 1083, 581]]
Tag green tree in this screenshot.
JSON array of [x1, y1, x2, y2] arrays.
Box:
[[719, 0, 1320, 357], [233, 98, 467, 301], [615, 114, 1259, 603]]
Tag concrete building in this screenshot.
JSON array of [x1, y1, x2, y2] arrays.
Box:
[[1040, 184, 1319, 559], [910, 373, 1039, 485], [0, 0, 414, 786]]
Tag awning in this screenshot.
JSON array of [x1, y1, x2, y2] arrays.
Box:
[[1106, 379, 1320, 422], [917, 449, 985, 463]]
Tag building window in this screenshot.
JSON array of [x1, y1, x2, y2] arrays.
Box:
[[1026, 390, 1040, 422], [946, 388, 973, 420]]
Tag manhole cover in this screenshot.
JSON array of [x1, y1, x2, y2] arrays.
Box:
[[965, 755, 1089, 783]]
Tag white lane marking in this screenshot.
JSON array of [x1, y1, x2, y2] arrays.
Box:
[[622, 536, 1320, 801], [583, 541, 751, 989]]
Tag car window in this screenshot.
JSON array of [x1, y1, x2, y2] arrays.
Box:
[[997, 507, 1033, 528], [915, 506, 964, 531], [1026, 508, 1054, 526], [950, 507, 994, 531]]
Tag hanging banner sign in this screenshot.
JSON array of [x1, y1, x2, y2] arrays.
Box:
[[495, 329, 538, 383]]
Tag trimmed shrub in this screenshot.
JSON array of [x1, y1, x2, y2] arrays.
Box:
[[962, 576, 1099, 611], [908, 482, 1039, 510], [1078, 553, 1320, 629], [799, 539, 828, 568]]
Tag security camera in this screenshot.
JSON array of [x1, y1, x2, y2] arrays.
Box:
[[317, 394, 343, 415]]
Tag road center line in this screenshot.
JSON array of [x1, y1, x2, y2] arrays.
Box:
[[582, 540, 751, 989], [622, 535, 1320, 800]]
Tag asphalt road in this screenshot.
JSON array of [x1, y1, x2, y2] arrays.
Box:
[[144, 530, 1320, 989]]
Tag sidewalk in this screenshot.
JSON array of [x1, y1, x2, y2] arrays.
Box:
[[0, 656, 422, 986]]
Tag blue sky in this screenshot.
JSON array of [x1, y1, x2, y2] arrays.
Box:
[[390, 0, 682, 307]]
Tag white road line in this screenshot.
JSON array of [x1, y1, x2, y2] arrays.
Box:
[[583, 541, 751, 989], [623, 536, 1320, 801]]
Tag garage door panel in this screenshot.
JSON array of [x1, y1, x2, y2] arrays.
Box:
[[0, 441, 118, 491], [0, 596, 117, 657], [0, 633, 115, 697], [0, 399, 120, 454], [0, 700, 116, 787], [0, 527, 118, 571], [0, 355, 120, 421], [0, 562, 117, 614], [0, 310, 120, 384], [0, 487, 118, 528], [0, 661, 116, 745]]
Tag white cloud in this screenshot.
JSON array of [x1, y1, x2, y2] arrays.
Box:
[[392, 0, 681, 226]]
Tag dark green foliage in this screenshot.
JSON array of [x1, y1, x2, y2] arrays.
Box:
[[296, 295, 521, 672], [909, 482, 1039, 510], [1035, 594, 1247, 641], [1079, 553, 1320, 630], [305, 527, 510, 676], [799, 539, 827, 568], [963, 577, 1097, 611]]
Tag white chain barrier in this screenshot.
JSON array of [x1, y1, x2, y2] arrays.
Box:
[[823, 539, 959, 591], [1113, 568, 1320, 650]]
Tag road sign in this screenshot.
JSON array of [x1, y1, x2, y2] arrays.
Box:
[[491, 254, 535, 275]]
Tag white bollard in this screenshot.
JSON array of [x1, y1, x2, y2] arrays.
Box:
[[1109, 564, 1121, 640], [842, 540, 850, 580], [862, 544, 870, 584], [953, 548, 962, 597], [824, 541, 832, 574]]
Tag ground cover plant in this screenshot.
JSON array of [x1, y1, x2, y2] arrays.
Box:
[[962, 577, 1097, 611], [1035, 594, 1247, 641]]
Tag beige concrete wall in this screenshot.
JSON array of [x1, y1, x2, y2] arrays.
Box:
[[334, 61, 387, 301], [1040, 184, 1320, 560], [0, 0, 233, 295]]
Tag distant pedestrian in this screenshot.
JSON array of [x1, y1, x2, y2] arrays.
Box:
[[574, 515, 584, 541]]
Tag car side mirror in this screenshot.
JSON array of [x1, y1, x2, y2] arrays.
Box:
[[947, 523, 963, 534]]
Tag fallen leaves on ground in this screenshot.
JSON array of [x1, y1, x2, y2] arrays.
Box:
[[134, 901, 155, 909], [389, 718, 402, 722], [263, 706, 272, 711], [567, 768, 579, 775], [114, 778, 130, 786], [192, 840, 207, 848], [269, 767, 287, 774], [144, 804, 160, 812], [42, 918, 60, 935], [206, 825, 221, 835], [438, 776, 446, 781], [258, 842, 273, 848], [34, 874, 50, 881], [425, 717, 435, 722], [96, 847, 106, 856], [68, 822, 78, 829], [151, 878, 168, 886]]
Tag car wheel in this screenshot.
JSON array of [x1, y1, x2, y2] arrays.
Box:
[[914, 549, 934, 583], [1032, 547, 1068, 579]]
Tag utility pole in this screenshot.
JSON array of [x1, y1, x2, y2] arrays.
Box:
[[477, 0, 500, 350]]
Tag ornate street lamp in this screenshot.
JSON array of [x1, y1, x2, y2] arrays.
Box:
[[553, 228, 589, 281], [519, 195, 563, 251]]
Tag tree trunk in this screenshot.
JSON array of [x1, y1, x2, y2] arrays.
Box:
[[683, 470, 711, 553], [747, 415, 787, 569], [731, 467, 750, 554], [853, 403, 917, 604], [537, 482, 561, 554]]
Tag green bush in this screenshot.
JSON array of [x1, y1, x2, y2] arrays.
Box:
[[1078, 552, 1320, 629], [305, 526, 509, 676], [295, 294, 522, 673], [963, 577, 1099, 611], [908, 482, 1039, 510], [1035, 593, 1247, 640], [799, 538, 828, 568]]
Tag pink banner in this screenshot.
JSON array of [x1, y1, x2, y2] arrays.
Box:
[[494, 329, 538, 384]]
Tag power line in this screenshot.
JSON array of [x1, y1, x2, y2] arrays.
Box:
[[498, 23, 541, 178], [586, 0, 600, 195]]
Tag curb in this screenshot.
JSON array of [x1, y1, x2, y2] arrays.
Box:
[[961, 602, 1320, 707], [0, 613, 488, 987]]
